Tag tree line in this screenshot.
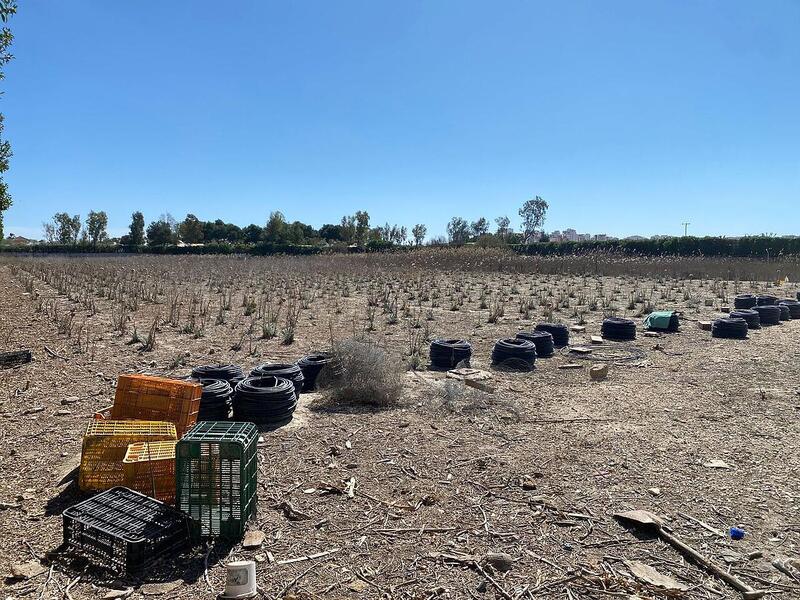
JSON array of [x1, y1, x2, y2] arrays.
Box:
[[34, 196, 551, 249]]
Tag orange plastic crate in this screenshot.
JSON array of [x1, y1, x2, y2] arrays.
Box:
[[79, 420, 177, 492], [123, 441, 178, 504], [112, 375, 201, 437]]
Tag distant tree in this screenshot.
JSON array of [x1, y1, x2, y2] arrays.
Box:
[[85, 210, 108, 246], [0, 2, 16, 241], [129, 212, 145, 246], [52, 212, 81, 244], [320, 223, 344, 242], [519, 196, 549, 241], [396, 225, 407, 245], [446, 217, 470, 244], [412, 224, 427, 246], [264, 211, 287, 243], [225, 223, 242, 242], [203, 219, 227, 242], [146, 214, 178, 246], [178, 214, 204, 244], [242, 224, 263, 244], [354, 210, 370, 244], [42, 222, 55, 243], [429, 235, 448, 246], [339, 215, 356, 242], [495, 215, 511, 239], [471, 217, 490, 239]]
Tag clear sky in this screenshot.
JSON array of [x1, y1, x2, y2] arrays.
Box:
[[3, 1, 799, 240]]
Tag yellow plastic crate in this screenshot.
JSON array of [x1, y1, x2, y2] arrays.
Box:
[[112, 375, 201, 437], [123, 441, 178, 504], [79, 420, 177, 492]]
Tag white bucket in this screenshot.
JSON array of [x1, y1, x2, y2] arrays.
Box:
[[220, 560, 257, 599]]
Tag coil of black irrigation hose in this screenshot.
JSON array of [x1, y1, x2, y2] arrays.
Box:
[[733, 294, 757, 309], [516, 330, 555, 357], [191, 364, 244, 384], [729, 309, 760, 329], [249, 363, 304, 399], [491, 338, 536, 370], [601, 317, 637, 341], [533, 323, 569, 348], [297, 353, 332, 391], [777, 303, 791, 321], [780, 299, 800, 319], [712, 317, 748, 339], [752, 304, 781, 326], [429, 339, 472, 369], [196, 378, 232, 421], [233, 376, 297, 424], [756, 295, 778, 306]]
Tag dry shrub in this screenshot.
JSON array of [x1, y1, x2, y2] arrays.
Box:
[[318, 337, 403, 408]]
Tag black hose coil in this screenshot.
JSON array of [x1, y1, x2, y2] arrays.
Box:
[[756, 295, 778, 306], [233, 376, 297, 424], [779, 299, 800, 319], [729, 309, 760, 329], [733, 294, 757, 309], [191, 364, 244, 383], [534, 323, 569, 347], [777, 304, 791, 321], [297, 352, 332, 391], [249, 363, 304, 399], [601, 317, 637, 341], [429, 339, 472, 369], [196, 378, 232, 421], [491, 338, 536, 370], [752, 304, 781, 326], [711, 318, 748, 339], [516, 330, 555, 358]]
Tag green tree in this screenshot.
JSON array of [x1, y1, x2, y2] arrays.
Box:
[[519, 196, 549, 241], [339, 215, 355, 242], [412, 223, 427, 246], [264, 211, 287, 243], [85, 210, 108, 246], [470, 217, 489, 239], [495, 215, 511, 239], [52, 212, 81, 244], [354, 210, 370, 244], [446, 216, 469, 244], [242, 224, 263, 244], [178, 213, 204, 243], [146, 214, 178, 246], [0, 2, 17, 240], [129, 212, 145, 246]]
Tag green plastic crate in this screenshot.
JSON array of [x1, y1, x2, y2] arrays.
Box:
[[176, 421, 258, 539]]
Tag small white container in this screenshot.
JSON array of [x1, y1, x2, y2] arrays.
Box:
[[220, 560, 257, 599]]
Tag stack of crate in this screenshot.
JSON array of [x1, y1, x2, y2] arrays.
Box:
[[79, 375, 201, 495], [69, 373, 259, 575]]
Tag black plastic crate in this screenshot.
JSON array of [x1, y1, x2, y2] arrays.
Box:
[[176, 421, 258, 539], [63, 487, 191, 575]]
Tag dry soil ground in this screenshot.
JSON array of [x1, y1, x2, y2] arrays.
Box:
[[0, 254, 799, 600]]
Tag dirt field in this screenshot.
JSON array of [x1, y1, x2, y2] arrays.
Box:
[[1, 252, 799, 600]]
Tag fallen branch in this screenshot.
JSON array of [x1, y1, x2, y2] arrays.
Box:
[[44, 346, 68, 361], [277, 548, 341, 565]]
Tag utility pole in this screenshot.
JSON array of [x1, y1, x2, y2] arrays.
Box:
[[681, 222, 690, 237]]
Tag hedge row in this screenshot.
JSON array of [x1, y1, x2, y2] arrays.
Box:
[[2, 235, 798, 258]]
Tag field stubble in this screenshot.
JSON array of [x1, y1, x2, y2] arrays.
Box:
[[0, 250, 799, 599]]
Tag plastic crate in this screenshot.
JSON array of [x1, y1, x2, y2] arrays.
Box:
[[112, 374, 201, 437], [123, 441, 178, 504], [176, 421, 258, 539], [63, 486, 190, 575], [79, 420, 177, 492]]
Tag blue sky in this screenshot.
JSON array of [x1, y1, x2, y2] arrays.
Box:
[[3, 1, 799, 240]]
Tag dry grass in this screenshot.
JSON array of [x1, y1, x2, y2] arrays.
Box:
[[317, 337, 403, 408]]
